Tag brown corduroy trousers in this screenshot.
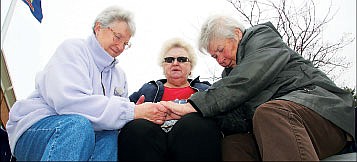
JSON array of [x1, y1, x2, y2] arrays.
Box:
[[222, 100, 347, 161]]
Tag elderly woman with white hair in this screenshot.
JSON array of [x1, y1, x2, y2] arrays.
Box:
[[161, 15, 355, 161], [117, 37, 222, 161], [6, 6, 168, 161]]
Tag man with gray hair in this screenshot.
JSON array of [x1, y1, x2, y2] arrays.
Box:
[[6, 5, 167, 161]]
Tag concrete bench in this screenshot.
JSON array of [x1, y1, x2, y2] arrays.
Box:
[[322, 152, 356, 161]]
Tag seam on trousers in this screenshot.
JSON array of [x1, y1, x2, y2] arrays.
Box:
[[47, 121, 62, 160], [289, 112, 305, 161], [27, 128, 53, 131], [89, 153, 94, 160]]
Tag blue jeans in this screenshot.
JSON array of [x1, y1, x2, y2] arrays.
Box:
[[14, 114, 118, 161]]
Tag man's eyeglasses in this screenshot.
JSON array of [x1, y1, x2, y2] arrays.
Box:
[[163, 57, 190, 63], [107, 27, 131, 49]]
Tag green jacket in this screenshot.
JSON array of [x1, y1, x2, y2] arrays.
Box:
[[189, 22, 355, 138]]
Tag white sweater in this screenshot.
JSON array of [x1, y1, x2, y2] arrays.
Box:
[[6, 34, 135, 153]]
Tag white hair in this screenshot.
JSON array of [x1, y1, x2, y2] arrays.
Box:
[[198, 14, 245, 54], [92, 5, 136, 36], [158, 37, 197, 70]]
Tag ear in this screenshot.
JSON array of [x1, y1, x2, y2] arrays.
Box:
[[94, 22, 101, 35], [234, 28, 243, 40]]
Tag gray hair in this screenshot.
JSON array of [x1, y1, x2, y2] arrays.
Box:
[[92, 6, 136, 36], [198, 15, 245, 54], [158, 38, 197, 70]]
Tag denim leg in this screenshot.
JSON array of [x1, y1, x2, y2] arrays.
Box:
[[14, 114, 95, 161], [90, 130, 118, 161]]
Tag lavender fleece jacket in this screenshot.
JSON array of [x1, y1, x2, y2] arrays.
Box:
[[6, 34, 135, 153]]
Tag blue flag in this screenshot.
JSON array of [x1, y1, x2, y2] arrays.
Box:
[[22, 0, 43, 23]]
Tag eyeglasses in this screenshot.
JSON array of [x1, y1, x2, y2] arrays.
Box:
[[107, 27, 131, 49], [163, 57, 190, 63]]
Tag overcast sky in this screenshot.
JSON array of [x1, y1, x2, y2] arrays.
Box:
[[1, 0, 356, 100]]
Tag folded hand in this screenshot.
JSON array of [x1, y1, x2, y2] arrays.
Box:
[[160, 101, 196, 117], [134, 102, 168, 124]]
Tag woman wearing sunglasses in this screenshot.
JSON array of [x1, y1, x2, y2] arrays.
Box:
[[117, 38, 222, 161]]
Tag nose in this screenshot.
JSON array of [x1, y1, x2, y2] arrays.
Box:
[[114, 42, 125, 51], [216, 55, 225, 65], [172, 59, 179, 65]]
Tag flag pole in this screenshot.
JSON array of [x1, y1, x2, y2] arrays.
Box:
[[1, 0, 18, 111], [1, 0, 18, 49]]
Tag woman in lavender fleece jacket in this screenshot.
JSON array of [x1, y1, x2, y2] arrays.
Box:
[[6, 6, 167, 161]]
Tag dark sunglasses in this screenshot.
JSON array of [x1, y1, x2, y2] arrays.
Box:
[[163, 57, 190, 63]]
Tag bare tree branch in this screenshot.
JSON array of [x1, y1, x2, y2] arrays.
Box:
[[227, 0, 354, 79]]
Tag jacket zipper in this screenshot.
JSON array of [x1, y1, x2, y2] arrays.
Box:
[[100, 59, 116, 96]]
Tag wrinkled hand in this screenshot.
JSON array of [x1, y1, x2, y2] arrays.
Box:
[[160, 101, 196, 117], [165, 110, 182, 120], [134, 102, 168, 125]]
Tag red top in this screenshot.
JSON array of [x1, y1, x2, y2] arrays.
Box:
[[161, 86, 196, 101]]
